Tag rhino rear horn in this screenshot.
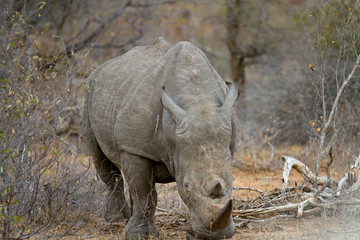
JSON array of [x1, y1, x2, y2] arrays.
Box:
[[220, 82, 239, 114], [161, 87, 187, 123]]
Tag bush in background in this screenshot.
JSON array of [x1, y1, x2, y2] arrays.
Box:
[[0, 3, 104, 239]]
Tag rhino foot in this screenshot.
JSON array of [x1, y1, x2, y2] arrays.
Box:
[[104, 192, 131, 223], [186, 232, 198, 240], [124, 217, 159, 240], [186, 232, 226, 240], [105, 209, 129, 223]]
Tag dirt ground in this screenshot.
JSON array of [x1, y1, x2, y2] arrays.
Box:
[[47, 169, 360, 240], [77, 214, 360, 240], [34, 148, 360, 239]]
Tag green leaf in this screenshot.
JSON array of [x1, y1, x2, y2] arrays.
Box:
[[39, 1, 47, 10], [10, 198, 17, 205], [52, 147, 58, 155], [2, 148, 10, 154], [58, 115, 63, 124], [31, 55, 41, 61]]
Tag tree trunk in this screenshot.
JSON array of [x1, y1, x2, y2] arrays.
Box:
[[226, 0, 246, 94]]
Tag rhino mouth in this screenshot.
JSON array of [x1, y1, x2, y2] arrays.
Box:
[[186, 219, 235, 240], [187, 199, 235, 239]]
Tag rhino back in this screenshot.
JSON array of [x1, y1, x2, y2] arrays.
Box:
[[87, 38, 171, 162]]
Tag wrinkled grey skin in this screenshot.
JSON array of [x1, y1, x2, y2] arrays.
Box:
[[84, 37, 238, 240]]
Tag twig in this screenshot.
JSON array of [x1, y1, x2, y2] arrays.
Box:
[[233, 202, 299, 216], [267, 142, 275, 163], [156, 207, 173, 212], [18, 223, 51, 239], [233, 187, 265, 194], [327, 147, 334, 181], [314, 183, 328, 199], [234, 214, 295, 223]]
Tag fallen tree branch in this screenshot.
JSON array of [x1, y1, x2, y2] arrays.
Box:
[[281, 156, 337, 187], [233, 202, 298, 217], [233, 196, 360, 219], [232, 154, 360, 221]]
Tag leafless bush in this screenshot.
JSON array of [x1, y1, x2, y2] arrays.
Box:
[[0, 4, 104, 239], [298, 0, 360, 175]]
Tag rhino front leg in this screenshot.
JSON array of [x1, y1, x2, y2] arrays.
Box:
[[120, 152, 159, 240]]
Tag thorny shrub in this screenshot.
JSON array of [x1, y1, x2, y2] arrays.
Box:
[[0, 4, 103, 239]]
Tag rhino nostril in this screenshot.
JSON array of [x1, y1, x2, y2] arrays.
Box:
[[205, 177, 225, 198]]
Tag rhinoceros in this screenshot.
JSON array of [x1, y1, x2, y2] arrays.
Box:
[[84, 37, 239, 239]]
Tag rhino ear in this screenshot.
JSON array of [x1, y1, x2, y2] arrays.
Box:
[[220, 82, 239, 114], [161, 87, 187, 123]]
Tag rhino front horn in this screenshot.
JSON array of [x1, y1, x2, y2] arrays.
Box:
[[211, 199, 232, 230]]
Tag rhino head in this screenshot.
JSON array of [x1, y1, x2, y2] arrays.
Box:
[[161, 82, 238, 239]]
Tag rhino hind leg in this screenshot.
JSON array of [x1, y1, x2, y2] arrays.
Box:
[[102, 167, 131, 223], [86, 130, 131, 222], [120, 152, 159, 240], [94, 151, 131, 222]]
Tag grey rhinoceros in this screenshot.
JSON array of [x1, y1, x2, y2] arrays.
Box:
[[84, 37, 239, 239]]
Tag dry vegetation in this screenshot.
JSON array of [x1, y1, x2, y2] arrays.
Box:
[[1, 0, 360, 239]]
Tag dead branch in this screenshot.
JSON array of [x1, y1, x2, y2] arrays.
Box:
[[233, 195, 360, 220], [233, 187, 265, 194], [281, 156, 337, 187], [234, 214, 295, 223], [233, 155, 360, 222], [336, 154, 360, 195], [326, 147, 334, 181], [156, 207, 173, 212], [233, 202, 298, 217]]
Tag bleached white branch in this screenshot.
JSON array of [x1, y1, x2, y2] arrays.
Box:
[[281, 156, 336, 187]]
